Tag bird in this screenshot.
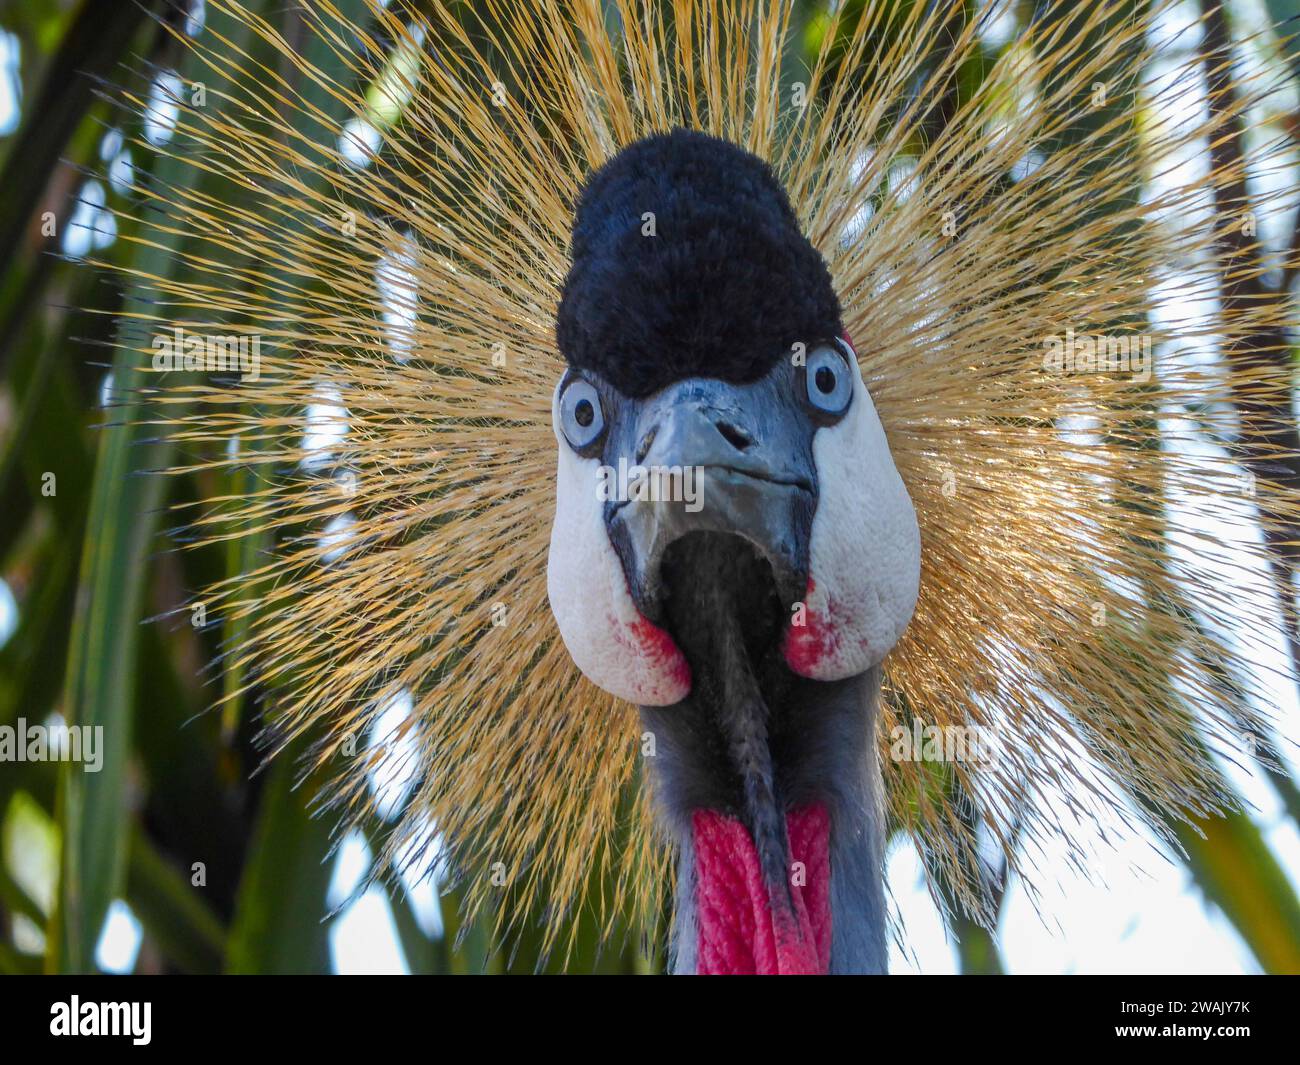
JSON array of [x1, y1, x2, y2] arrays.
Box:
[[98, 0, 1300, 972], [549, 129, 919, 971]]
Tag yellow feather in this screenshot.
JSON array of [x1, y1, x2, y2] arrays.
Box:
[[97, 0, 1300, 956]]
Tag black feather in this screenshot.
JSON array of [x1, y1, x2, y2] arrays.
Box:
[[556, 129, 842, 398]]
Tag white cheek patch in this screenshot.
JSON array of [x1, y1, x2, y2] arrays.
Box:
[[546, 386, 692, 706], [783, 361, 920, 680]]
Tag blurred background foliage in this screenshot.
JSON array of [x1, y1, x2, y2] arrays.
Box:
[[0, 0, 1298, 975]]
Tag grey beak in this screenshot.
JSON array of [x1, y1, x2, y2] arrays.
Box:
[[604, 376, 816, 620]]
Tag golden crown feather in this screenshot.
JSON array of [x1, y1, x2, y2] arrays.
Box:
[[96, 0, 1300, 956]]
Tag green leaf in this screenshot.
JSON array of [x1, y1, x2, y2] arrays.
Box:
[[384, 877, 442, 975], [124, 827, 226, 975], [1175, 810, 1300, 974], [0, 0, 158, 271], [224, 755, 333, 974], [47, 4, 263, 973]]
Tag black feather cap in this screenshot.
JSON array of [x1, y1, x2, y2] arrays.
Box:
[[556, 129, 842, 399]]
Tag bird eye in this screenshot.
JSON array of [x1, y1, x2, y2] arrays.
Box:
[[804, 344, 853, 416], [559, 378, 605, 449]]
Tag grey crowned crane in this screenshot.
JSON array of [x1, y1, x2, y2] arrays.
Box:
[[95, 0, 1300, 975], [548, 131, 918, 973]]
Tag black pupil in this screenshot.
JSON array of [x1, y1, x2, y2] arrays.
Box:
[[815, 366, 836, 395], [574, 398, 594, 428]]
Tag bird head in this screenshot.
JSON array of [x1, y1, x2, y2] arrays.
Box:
[[547, 130, 920, 972]]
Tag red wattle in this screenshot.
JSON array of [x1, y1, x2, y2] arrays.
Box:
[[782, 577, 840, 676], [692, 804, 832, 974], [605, 611, 692, 700], [625, 615, 692, 691]]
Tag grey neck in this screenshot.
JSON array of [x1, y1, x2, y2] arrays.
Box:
[[640, 666, 889, 974]]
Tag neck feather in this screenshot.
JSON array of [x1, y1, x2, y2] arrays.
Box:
[[641, 667, 889, 974]]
